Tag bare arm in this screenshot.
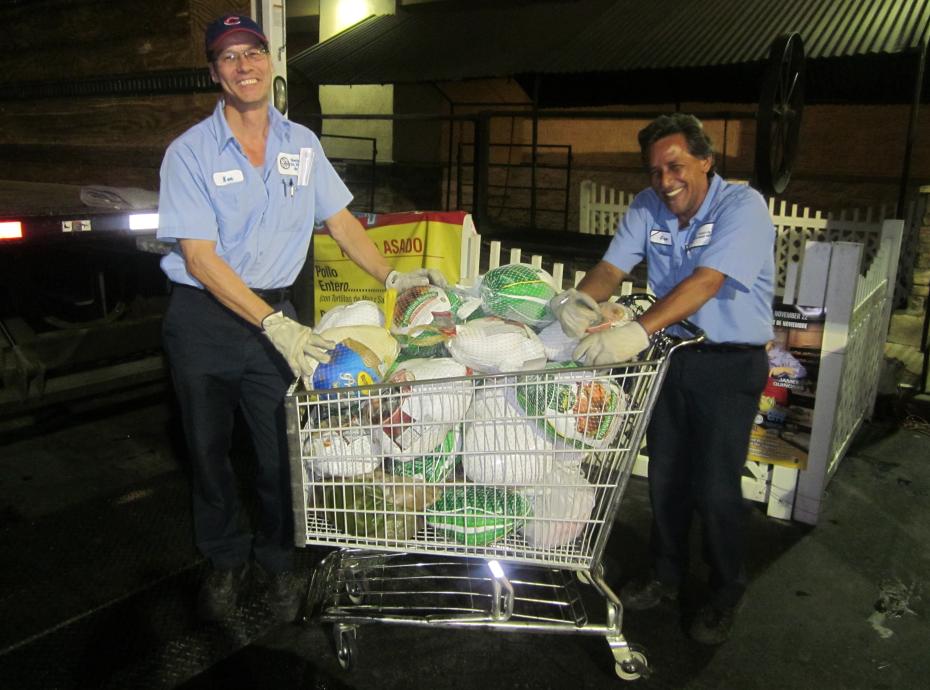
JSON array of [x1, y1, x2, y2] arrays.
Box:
[[576, 261, 628, 302], [637, 266, 725, 336], [179, 239, 275, 327], [325, 208, 392, 283]]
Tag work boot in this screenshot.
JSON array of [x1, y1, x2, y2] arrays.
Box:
[[619, 576, 679, 611], [260, 568, 304, 623], [197, 562, 250, 622], [689, 602, 740, 645]]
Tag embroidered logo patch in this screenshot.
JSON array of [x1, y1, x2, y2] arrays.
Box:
[[689, 223, 714, 249], [277, 152, 301, 176]]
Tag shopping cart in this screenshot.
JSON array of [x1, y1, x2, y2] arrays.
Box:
[[285, 303, 702, 681]]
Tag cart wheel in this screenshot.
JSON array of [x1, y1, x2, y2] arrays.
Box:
[[614, 646, 649, 681], [345, 575, 368, 605], [333, 625, 357, 671]]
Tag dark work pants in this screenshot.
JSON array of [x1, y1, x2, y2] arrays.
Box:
[[645, 346, 768, 608], [162, 285, 295, 574]]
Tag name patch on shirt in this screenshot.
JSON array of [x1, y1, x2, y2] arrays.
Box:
[[649, 229, 673, 245], [212, 169, 244, 186], [277, 153, 301, 176], [688, 223, 714, 249]]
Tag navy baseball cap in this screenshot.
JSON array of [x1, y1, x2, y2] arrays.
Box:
[[205, 14, 267, 58]]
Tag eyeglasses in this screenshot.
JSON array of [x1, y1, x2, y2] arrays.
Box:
[[215, 47, 269, 65]]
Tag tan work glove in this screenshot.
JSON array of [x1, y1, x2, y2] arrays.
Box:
[[550, 288, 601, 338], [262, 311, 334, 378], [384, 268, 449, 292], [573, 321, 650, 366]]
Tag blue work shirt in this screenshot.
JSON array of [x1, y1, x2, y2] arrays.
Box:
[[156, 101, 352, 289], [603, 174, 774, 344]]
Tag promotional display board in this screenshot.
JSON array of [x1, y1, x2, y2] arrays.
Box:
[[312, 211, 472, 325], [747, 303, 826, 470]]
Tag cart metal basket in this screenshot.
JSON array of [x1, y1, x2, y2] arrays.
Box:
[[285, 312, 700, 681]]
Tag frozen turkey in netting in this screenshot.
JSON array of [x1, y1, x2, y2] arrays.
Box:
[[462, 384, 586, 485], [446, 317, 547, 373]]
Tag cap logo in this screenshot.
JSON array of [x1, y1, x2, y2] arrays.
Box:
[[224, 17, 242, 26]]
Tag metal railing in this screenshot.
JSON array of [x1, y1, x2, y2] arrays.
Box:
[[312, 110, 759, 236], [456, 141, 572, 232]]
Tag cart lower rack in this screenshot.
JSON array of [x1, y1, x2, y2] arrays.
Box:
[[286, 325, 697, 680]]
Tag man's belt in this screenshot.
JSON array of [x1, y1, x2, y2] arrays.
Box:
[[172, 282, 293, 305], [689, 342, 766, 354], [252, 286, 293, 303]]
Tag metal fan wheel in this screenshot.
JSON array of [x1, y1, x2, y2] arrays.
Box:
[[754, 33, 805, 196]]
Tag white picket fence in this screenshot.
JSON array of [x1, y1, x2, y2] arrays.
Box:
[[578, 180, 635, 236], [788, 222, 903, 523], [457, 203, 905, 525], [459, 235, 633, 295], [771, 201, 902, 298]]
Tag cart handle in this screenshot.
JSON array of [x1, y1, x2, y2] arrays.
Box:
[[615, 293, 705, 346]]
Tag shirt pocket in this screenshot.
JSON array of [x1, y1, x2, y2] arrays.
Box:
[[647, 241, 675, 262], [649, 241, 674, 255], [211, 185, 250, 245], [684, 242, 708, 265], [278, 182, 313, 233]]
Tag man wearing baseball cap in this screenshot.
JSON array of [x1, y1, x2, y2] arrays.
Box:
[[156, 13, 446, 624], [204, 14, 269, 55], [550, 113, 774, 644]]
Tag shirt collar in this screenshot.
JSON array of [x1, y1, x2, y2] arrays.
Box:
[[688, 173, 723, 227], [210, 100, 235, 155], [268, 104, 290, 140], [210, 100, 293, 155]]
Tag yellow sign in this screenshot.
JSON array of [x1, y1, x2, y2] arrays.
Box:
[[746, 303, 824, 470], [312, 211, 472, 325], [747, 425, 808, 469]]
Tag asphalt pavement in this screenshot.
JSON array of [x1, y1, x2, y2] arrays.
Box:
[[1, 390, 928, 690]]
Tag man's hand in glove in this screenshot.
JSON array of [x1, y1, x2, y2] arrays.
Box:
[[384, 268, 448, 293], [550, 288, 601, 338], [573, 321, 650, 366], [262, 311, 334, 377]]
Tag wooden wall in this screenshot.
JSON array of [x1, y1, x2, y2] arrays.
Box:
[[0, 0, 248, 190]]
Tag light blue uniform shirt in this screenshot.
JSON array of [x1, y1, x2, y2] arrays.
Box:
[[156, 101, 352, 289], [603, 174, 774, 344]]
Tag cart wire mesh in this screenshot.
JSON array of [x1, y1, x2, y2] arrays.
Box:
[[285, 333, 684, 572]]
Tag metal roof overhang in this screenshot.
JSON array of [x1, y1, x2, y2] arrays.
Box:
[[288, 0, 930, 104], [288, 1, 613, 85]]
